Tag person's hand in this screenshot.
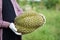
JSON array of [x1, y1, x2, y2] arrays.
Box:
[[9, 23, 22, 35]]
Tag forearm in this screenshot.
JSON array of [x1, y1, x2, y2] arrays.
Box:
[[0, 20, 10, 28], [15, 1, 23, 16]]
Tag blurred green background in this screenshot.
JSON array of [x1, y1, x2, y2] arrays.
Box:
[[17, 0, 60, 40]]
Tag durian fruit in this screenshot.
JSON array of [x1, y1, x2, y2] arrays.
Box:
[[14, 11, 46, 35]]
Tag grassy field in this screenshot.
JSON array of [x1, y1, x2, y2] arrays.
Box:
[[22, 9, 60, 40]]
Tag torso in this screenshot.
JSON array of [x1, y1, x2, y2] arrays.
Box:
[[2, 0, 21, 40]]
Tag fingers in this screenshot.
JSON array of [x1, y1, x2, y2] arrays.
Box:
[[14, 31, 22, 35], [9, 23, 21, 35], [9, 23, 17, 31]]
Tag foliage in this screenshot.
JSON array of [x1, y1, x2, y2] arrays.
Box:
[[43, 0, 59, 9]]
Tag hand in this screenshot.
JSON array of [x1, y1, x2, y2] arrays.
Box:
[[9, 23, 22, 35]]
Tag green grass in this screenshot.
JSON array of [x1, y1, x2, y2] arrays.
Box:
[[22, 9, 60, 40]]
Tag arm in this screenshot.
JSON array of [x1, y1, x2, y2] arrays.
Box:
[[15, 0, 23, 16], [0, 0, 10, 28], [0, 20, 10, 28], [11, 0, 23, 16], [0, 20, 21, 35], [16, 1, 23, 12]]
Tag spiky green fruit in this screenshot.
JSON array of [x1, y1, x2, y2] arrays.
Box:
[[14, 11, 46, 35]]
